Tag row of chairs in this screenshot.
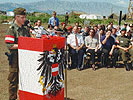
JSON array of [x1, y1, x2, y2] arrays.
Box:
[[66, 48, 132, 70]]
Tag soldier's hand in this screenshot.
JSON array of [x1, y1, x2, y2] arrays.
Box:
[[10, 44, 18, 49], [124, 48, 128, 52]]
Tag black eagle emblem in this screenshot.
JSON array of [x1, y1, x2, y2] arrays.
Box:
[[37, 47, 66, 97]]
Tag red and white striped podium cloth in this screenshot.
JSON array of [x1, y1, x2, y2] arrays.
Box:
[[18, 36, 65, 100]]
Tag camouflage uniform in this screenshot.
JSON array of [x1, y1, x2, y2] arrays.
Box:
[[116, 35, 133, 70], [117, 36, 133, 61], [5, 8, 30, 100]]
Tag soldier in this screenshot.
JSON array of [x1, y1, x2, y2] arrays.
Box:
[[5, 8, 30, 100], [116, 28, 133, 71]]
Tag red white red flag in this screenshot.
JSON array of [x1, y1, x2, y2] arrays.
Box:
[[5, 35, 15, 43]]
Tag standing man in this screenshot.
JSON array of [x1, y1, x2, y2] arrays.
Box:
[[65, 12, 69, 25], [5, 8, 30, 100], [48, 11, 59, 28], [67, 26, 84, 71]]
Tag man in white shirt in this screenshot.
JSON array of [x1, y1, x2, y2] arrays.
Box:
[[32, 20, 47, 38], [67, 26, 84, 71]]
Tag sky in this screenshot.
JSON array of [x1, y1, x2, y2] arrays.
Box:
[[0, 0, 129, 7]]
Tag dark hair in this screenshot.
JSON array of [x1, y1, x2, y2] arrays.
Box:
[[78, 25, 82, 28], [89, 28, 96, 37], [75, 22, 79, 24], [101, 25, 105, 31], [112, 27, 116, 29], [106, 29, 112, 32], [110, 21, 113, 24], [93, 25, 98, 28], [34, 21, 37, 24]]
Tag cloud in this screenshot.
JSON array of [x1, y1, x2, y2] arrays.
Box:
[[115, 0, 129, 7], [117, 0, 126, 5]]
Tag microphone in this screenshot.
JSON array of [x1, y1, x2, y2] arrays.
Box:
[[24, 20, 34, 30], [24, 20, 50, 39]]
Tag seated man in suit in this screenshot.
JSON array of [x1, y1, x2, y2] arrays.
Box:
[[67, 26, 84, 71]]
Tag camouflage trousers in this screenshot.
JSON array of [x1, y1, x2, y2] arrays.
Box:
[[119, 48, 133, 62], [8, 53, 18, 100], [8, 72, 18, 100]]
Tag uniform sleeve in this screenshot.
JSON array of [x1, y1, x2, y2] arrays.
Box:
[[128, 39, 132, 46], [26, 28, 31, 37], [115, 36, 119, 44], [5, 27, 15, 49]]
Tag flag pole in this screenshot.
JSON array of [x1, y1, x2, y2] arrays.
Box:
[[65, 32, 68, 100]]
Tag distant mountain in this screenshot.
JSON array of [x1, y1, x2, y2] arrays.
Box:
[[0, 0, 128, 16]]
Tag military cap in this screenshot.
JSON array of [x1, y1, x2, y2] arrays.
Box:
[[121, 28, 127, 31], [61, 22, 65, 26], [14, 7, 26, 16]]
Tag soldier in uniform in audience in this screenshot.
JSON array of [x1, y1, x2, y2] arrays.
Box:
[[116, 28, 133, 71]]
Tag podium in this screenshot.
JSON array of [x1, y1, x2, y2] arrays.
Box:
[[18, 36, 65, 100]]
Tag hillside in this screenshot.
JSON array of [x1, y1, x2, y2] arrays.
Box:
[[0, 0, 127, 16]]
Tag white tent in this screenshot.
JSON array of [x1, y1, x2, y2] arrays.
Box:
[[79, 14, 89, 19], [79, 14, 103, 19], [6, 11, 14, 16]]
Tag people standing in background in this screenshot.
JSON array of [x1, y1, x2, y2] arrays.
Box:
[[48, 11, 59, 28], [65, 12, 69, 25]]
